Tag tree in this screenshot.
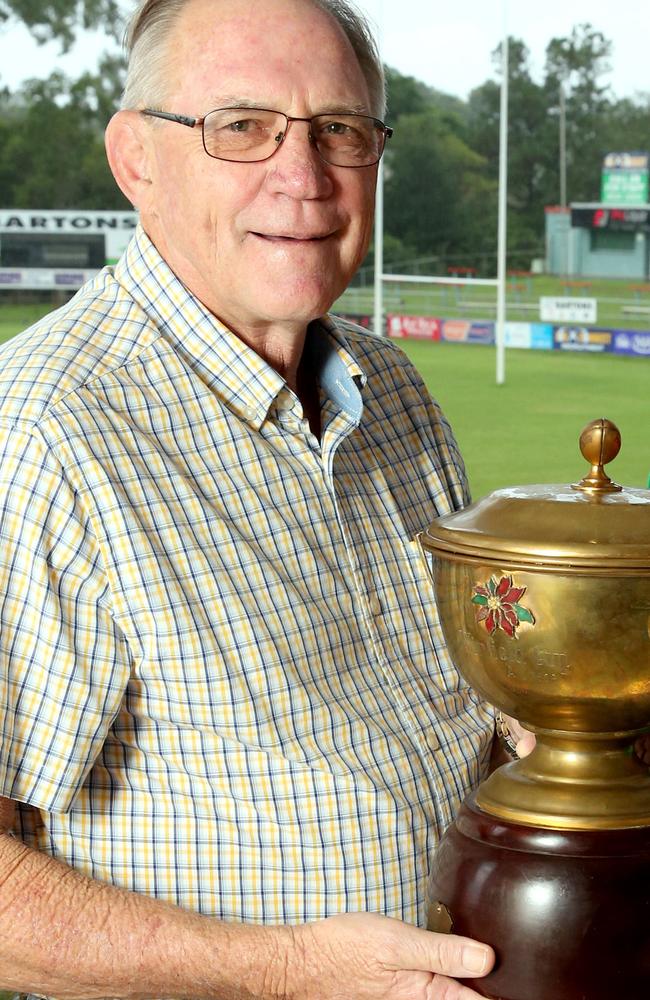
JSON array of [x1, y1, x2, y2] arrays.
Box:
[[1, 0, 122, 50], [598, 94, 650, 161], [384, 108, 496, 273], [0, 65, 127, 208], [544, 24, 613, 202], [467, 38, 553, 262], [384, 66, 432, 121], [384, 65, 467, 125]]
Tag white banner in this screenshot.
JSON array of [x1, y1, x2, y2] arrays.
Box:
[[0, 267, 98, 290], [540, 297, 597, 324]]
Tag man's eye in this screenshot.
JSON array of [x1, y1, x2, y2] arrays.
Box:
[[323, 121, 350, 136], [228, 119, 253, 132]]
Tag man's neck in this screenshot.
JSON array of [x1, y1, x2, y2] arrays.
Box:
[[231, 319, 322, 440]]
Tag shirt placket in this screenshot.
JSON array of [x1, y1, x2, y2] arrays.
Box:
[[320, 409, 463, 836]]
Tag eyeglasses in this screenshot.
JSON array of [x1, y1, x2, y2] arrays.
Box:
[[141, 106, 393, 168]]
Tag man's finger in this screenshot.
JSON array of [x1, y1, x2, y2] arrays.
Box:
[[432, 975, 497, 999], [515, 731, 536, 758], [635, 736, 650, 765], [393, 926, 495, 980]]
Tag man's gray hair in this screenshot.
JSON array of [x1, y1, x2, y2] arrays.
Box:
[[121, 0, 386, 118]]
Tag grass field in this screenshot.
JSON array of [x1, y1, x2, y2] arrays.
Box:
[[0, 303, 53, 345], [398, 340, 649, 497], [0, 302, 648, 498]]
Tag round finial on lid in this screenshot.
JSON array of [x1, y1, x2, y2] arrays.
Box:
[[573, 417, 623, 493]]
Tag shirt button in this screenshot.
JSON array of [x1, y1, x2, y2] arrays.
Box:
[[276, 393, 294, 412], [245, 407, 256, 420]]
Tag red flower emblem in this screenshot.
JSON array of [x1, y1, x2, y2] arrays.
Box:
[[471, 575, 535, 637]]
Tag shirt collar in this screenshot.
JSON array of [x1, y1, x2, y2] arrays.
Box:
[[308, 316, 366, 424], [115, 225, 367, 428]]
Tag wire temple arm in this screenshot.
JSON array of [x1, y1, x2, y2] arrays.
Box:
[[142, 109, 200, 129]]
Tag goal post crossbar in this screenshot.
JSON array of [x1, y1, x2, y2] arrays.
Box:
[[382, 273, 499, 289]]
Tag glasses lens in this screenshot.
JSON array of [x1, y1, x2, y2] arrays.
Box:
[[203, 108, 285, 161], [312, 114, 384, 167]]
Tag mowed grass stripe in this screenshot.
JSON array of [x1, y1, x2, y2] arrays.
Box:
[[398, 340, 649, 498]]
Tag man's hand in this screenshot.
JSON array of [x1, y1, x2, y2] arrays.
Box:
[[503, 718, 650, 768], [634, 734, 650, 765], [501, 714, 536, 758], [286, 911, 494, 999]]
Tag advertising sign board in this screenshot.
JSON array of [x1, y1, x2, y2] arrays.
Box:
[[611, 330, 650, 357], [601, 152, 649, 206], [571, 207, 650, 231], [441, 320, 494, 344], [553, 327, 613, 352], [0, 267, 98, 290], [504, 323, 554, 350], [387, 314, 440, 340], [540, 297, 597, 324]]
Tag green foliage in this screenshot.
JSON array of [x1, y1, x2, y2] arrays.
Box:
[[2, 9, 650, 271], [384, 66, 432, 120], [385, 65, 467, 124], [383, 108, 496, 272], [543, 24, 615, 203], [467, 40, 555, 261], [0, 56, 128, 209], [1, 0, 122, 50]]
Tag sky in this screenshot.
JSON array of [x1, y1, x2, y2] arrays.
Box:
[[0, 0, 649, 103]]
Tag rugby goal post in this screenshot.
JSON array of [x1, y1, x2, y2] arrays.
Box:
[[373, 35, 509, 386]]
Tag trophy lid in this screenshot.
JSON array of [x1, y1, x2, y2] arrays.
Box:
[[422, 418, 650, 572]]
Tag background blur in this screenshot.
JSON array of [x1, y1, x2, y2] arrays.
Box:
[[0, 0, 649, 497]]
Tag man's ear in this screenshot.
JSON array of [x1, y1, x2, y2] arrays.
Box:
[[105, 110, 154, 209]]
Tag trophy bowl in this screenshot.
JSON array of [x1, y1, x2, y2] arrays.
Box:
[[421, 419, 650, 999]]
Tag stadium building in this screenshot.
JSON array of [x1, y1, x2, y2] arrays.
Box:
[[546, 153, 650, 280], [0, 209, 137, 292]]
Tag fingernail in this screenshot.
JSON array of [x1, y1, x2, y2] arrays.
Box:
[[462, 945, 488, 974]]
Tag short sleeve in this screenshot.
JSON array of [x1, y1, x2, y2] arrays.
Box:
[[0, 423, 131, 813]]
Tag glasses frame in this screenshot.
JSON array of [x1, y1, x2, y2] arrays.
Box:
[[141, 106, 393, 168]]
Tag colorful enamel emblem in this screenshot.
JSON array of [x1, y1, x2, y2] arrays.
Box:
[[471, 575, 536, 637]]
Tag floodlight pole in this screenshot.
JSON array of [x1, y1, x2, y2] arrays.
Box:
[[495, 23, 509, 386], [559, 81, 567, 208], [374, 160, 385, 336]]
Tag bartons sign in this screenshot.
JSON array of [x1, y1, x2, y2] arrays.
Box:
[[0, 210, 137, 233]]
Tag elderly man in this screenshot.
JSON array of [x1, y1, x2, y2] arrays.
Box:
[[0, 0, 500, 996]]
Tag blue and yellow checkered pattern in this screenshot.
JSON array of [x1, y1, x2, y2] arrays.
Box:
[[0, 227, 494, 927]]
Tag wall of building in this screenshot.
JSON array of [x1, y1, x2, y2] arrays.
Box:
[[572, 227, 647, 279], [545, 205, 649, 279], [545, 209, 570, 275]]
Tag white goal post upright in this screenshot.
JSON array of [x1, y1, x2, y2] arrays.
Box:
[[372, 7, 510, 387], [495, 23, 509, 385], [373, 159, 384, 344]]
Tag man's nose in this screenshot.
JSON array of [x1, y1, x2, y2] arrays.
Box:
[[265, 119, 334, 199]]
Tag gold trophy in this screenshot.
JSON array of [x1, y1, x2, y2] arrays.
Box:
[[422, 418, 650, 999]]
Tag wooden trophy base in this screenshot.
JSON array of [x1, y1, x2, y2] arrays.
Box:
[[428, 793, 650, 999]]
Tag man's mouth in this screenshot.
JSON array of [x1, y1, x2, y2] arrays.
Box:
[[252, 231, 332, 242]]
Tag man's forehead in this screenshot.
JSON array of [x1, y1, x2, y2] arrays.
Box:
[[178, 0, 342, 40], [174, 0, 362, 72], [165, 0, 372, 115], [198, 96, 371, 115]]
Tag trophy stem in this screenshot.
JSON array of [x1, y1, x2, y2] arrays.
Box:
[[477, 728, 650, 830]]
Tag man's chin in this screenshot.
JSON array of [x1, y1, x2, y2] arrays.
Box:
[[249, 289, 342, 327]]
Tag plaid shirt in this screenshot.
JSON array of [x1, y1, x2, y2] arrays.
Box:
[[0, 226, 493, 928]]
